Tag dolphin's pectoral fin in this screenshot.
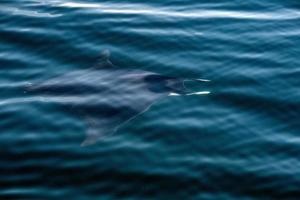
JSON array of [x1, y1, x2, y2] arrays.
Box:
[[94, 49, 115, 69], [81, 102, 158, 146], [80, 117, 116, 147]]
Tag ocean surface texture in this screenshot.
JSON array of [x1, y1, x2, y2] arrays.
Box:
[[1, 0, 300, 199]]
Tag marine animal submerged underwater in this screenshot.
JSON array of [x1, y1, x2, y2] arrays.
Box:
[[26, 50, 210, 146]]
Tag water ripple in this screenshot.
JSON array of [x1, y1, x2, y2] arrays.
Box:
[[1, 0, 300, 199]]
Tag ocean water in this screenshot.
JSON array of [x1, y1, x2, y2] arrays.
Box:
[[1, 0, 300, 199]]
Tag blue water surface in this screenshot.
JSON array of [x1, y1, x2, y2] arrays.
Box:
[[0, 0, 300, 199]]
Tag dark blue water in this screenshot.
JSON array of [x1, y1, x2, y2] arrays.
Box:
[[1, 0, 300, 199]]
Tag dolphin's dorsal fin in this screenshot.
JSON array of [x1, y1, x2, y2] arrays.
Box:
[[94, 49, 115, 69]]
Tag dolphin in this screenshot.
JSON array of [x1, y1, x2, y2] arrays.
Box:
[[26, 50, 210, 146]]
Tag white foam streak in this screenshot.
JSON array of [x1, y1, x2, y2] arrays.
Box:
[[194, 79, 211, 82], [1, 6, 62, 18], [168, 93, 181, 96], [58, 2, 300, 20], [168, 91, 210, 96], [186, 91, 210, 95], [60, 2, 103, 8]]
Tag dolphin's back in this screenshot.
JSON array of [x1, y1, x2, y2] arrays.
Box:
[[24, 50, 209, 146], [27, 68, 172, 146]]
